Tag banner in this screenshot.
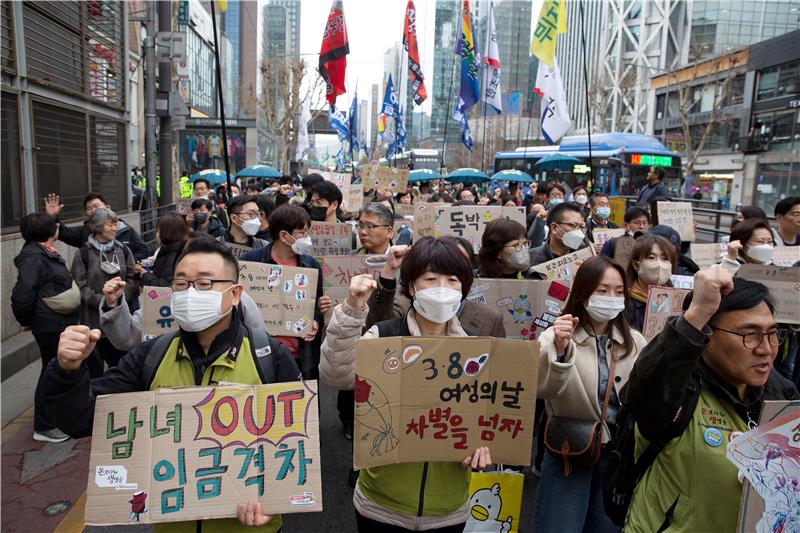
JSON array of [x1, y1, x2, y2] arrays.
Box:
[[464, 471, 524, 533], [609, 197, 626, 228], [353, 337, 538, 469], [690, 242, 726, 269], [414, 204, 525, 252], [85, 382, 322, 525], [402, 0, 427, 105], [531, 246, 595, 281], [657, 202, 695, 241], [482, 4, 502, 115], [736, 265, 800, 324], [530, 0, 567, 67], [238, 261, 319, 337], [141, 286, 178, 341], [534, 57, 570, 144], [309, 222, 353, 257], [466, 278, 570, 341], [319, 0, 349, 106], [365, 164, 409, 194], [642, 286, 692, 342]]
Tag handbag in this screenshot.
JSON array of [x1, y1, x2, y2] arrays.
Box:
[[41, 281, 81, 315], [544, 344, 618, 476]]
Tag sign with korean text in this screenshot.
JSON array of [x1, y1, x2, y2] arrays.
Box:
[[613, 236, 636, 270], [414, 205, 525, 253], [736, 265, 800, 324], [320, 255, 388, 318], [365, 165, 409, 194], [320, 172, 352, 210], [466, 279, 571, 341], [238, 261, 319, 337], [348, 182, 364, 212], [309, 222, 353, 258], [690, 242, 726, 269], [657, 202, 695, 241], [141, 286, 178, 341], [225, 243, 254, 260], [353, 337, 538, 469], [773, 246, 800, 267], [85, 382, 322, 525], [394, 204, 417, 218], [591, 228, 625, 245], [642, 286, 692, 342], [531, 246, 595, 281]]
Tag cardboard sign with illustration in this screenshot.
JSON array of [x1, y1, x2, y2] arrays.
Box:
[[531, 246, 595, 281], [657, 202, 695, 241], [141, 286, 178, 341], [365, 165, 409, 194], [736, 265, 800, 324], [238, 261, 319, 337], [591, 227, 626, 245], [347, 182, 364, 212], [414, 205, 525, 252], [613, 236, 636, 270], [642, 286, 692, 342], [309, 222, 353, 258], [467, 279, 571, 341], [353, 337, 538, 470], [320, 255, 388, 318], [85, 381, 323, 525], [320, 171, 352, 209], [690, 242, 726, 269], [464, 471, 524, 533]]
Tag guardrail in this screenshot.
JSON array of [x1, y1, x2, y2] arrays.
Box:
[[137, 203, 179, 251]]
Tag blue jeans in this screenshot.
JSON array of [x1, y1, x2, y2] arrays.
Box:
[[534, 449, 620, 533]]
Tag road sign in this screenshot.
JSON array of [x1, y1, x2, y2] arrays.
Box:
[[156, 32, 186, 63], [178, 0, 189, 25]]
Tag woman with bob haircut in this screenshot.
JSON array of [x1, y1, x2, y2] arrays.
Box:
[[478, 218, 533, 279], [623, 235, 677, 332], [138, 212, 191, 287], [319, 236, 492, 532], [720, 217, 776, 273], [534, 255, 646, 532]]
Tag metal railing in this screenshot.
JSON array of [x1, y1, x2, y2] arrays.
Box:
[[137, 203, 179, 252]]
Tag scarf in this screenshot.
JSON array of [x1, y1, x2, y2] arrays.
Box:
[[88, 234, 116, 253], [629, 282, 649, 304], [37, 242, 59, 255]]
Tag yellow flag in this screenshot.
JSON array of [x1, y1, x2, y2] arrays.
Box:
[[529, 0, 567, 67], [214, 0, 228, 13]]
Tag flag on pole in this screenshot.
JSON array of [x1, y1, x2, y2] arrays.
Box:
[[452, 0, 479, 150], [328, 106, 349, 143], [453, 104, 474, 151], [296, 100, 312, 160], [396, 106, 407, 151], [403, 0, 427, 105], [379, 74, 399, 155], [319, 0, 349, 107], [483, 3, 502, 114], [348, 91, 360, 154], [535, 57, 571, 144], [380, 74, 399, 120], [530, 0, 567, 67]]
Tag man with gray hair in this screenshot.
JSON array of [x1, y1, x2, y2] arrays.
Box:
[[353, 202, 395, 256]]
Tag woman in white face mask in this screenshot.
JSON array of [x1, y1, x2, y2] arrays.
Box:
[[720, 218, 776, 274], [319, 237, 493, 532], [534, 256, 646, 533], [478, 218, 535, 279], [624, 235, 677, 332]]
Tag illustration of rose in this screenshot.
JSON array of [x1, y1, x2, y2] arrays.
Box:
[[465, 361, 480, 375], [354, 376, 372, 403], [147, 289, 158, 300]]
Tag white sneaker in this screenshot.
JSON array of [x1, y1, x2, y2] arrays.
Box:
[[33, 429, 70, 443]]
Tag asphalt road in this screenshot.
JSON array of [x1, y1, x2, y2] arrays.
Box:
[[85, 384, 539, 533]]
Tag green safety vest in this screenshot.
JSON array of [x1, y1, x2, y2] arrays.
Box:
[[179, 176, 193, 198]]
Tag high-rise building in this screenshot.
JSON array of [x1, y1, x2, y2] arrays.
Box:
[[370, 83, 380, 153], [492, 1, 533, 113], [264, 0, 300, 59], [431, 0, 460, 139], [216, 0, 258, 118]]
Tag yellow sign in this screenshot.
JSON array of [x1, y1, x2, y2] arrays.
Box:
[[609, 197, 626, 228], [464, 471, 524, 533], [529, 0, 567, 67]]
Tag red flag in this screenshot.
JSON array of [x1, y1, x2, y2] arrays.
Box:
[[402, 0, 427, 105], [319, 0, 349, 107]]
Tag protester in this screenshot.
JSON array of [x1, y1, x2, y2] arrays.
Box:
[[43, 235, 301, 532], [772, 196, 800, 246], [720, 218, 776, 273], [571, 185, 590, 217], [137, 212, 190, 287], [354, 203, 395, 255], [635, 167, 670, 204], [301, 173, 325, 211], [396, 191, 413, 205], [192, 178, 228, 228], [586, 192, 618, 242], [535, 256, 646, 533], [44, 193, 151, 261], [253, 194, 275, 242], [319, 237, 492, 532], [733, 205, 768, 228], [644, 224, 699, 276], [527, 202, 548, 247], [71, 208, 139, 372], [275, 179, 292, 207], [430, 192, 454, 203], [218, 194, 270, 249], [188, 198, 226, 238], [478, 218, 534, 279], [456, 188, 476, 204], [545, 183, 567, 209], [529, 202, 590, 269], [310, 180, 344, 222], [623, 235, 677, 331], [598, 206, 651, 258], [623, 268, 798, 532], [245, 183, 261, 195], [11, 213, 80, 443]]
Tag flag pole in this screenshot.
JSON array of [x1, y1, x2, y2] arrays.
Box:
[[579, 0, 594, 186], [210, 2, 232, 199]]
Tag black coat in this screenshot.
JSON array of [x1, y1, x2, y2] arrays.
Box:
[[139, 240, 185, 287], [11, 242, 80, 334], [58, 219, 151, 261]]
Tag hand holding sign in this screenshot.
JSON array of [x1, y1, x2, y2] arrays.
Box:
[[347, 274, 378, 310], [462, 446, 493, 470], [318, 296, 333, 315], [103, 276, 127, 309], [236, 501, 275, 527], [553, 314, 579, 355], [58, 325, 101, 371], [382, 245, 409, 278]]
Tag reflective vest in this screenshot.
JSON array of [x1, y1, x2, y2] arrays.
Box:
[[179, 176, 193, 198]]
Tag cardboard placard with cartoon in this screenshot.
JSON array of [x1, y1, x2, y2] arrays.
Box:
[[412, 205, 525, 253], [141, 286, 178, 341], [531, 246, 595, 281], [320, 255, 388, 321], [642, 286, 692, 342], [464, 471, 524, 533], [85, 382, 322, 525], [365, 165, 409, 194]]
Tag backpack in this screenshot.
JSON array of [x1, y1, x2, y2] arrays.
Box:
[[141, 326, 277, 390], [602, 375, 701, 527]]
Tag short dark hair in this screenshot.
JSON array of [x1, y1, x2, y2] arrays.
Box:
[[178, 233, 239, 279], [739, 205, 768, 221], [730, 218, 773, 257], [191, 198, 213, 211], [534, 182, 548, 195], [546, 202, 583, 227], [157, 212, 190, 247], [193, 178, 211, 189], [83, 193, 107, 209], [20, 213, 57, 242], [546, 183, 566, 197], [650, 167, 665, 179], [395, 191, 413, 204], [400, 236, 474, 300], [359, 202, 394, 226], [774, 196, 800, 217], [228, 194, 258, 215], [444, 236, 478, 273], [429, 193, 454, 203], [268, 204, 311, 241], [312, 180, 343, 206], [479, 218, 527, 277], [626, 235, 677, 285], [624, 206, 651, 224], [590, 192, 610, 206], [254, 194, 275, 219], [302, 173, 325, 190], [683, 278, 774, 325]]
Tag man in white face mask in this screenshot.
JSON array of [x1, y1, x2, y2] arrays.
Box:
[[217, 194, 269, 249], [44, 235, 301, 531], [529, 202, 589, 276]]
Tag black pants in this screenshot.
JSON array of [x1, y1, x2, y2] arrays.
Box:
[[355, 511, 465, 533], [94, 336, 127, 370], [33, 332, 61, 431], [338, 389, 355, 427]]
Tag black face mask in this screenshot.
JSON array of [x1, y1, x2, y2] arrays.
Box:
[[193, 212, 209, 225], [309, 206, 329, 222]]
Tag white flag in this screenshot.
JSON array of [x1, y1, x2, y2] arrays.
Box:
[[483, 4, 502, 114], [296, 100, 312, 160], [534, 57, 571, 144]]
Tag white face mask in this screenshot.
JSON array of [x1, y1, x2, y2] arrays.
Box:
[[746, 244, 774, 264], [561, 228, 585, 250], [575, 194, 588, 205], [240, 217, 261, 236], [412, 286, 462, 324], [584, 295, 626, 323], [287, 233, 313, 256], [171, 287, 232, 332]]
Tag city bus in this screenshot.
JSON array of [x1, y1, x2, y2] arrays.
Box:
[[493, 132, 683, 196], [380, 148, 441, 170]]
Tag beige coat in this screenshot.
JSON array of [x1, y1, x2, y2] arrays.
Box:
[[537, 323, 646, 443]]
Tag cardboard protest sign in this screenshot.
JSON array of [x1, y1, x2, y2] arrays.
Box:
[[613, 236, 636, 270], [394, 203, 417, 218], [309, 222, 353, 258], [464, 471, 524, 533], [531, 246, 595, 281], [347, 182, 364, 212], [141, 286, 177, 341], [320, 255, 388, 316], [413, 203, 440, 238], [393, 219, 413, 236], [365, 165, 409, 194], [690, 242, 726, 269], [732, 400, 800, 533], [321, 171, 352, 209], [85, 381, 322, 525], [773, 246, 800, 267], [353, 337, 538, 469], [412, 205, 525, 252], [467, 279, 571, 341], [657, 201, 695, 241], [642, 286, 692, 342], [225, 242, 255, 260], [592, 227, 625, 245], [609, 197, 626, 228], [736, 265, 800, 324], [238, 261, 319, 337]]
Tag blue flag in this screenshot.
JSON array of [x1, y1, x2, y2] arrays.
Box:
[[348, 91, 359, 154], [396, 106, 407, 152], [453, 104, 473, 151], [328, 106, 349, 143], [381, 75, 399, 119], [452, 0, 479, 150]]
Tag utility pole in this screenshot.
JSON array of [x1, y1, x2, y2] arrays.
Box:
[[144, 1, 158, 209], [158, 0, 173, 203]]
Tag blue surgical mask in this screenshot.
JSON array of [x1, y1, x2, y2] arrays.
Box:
[[596, 207, 611, 219], [548, 198, 564, 209]]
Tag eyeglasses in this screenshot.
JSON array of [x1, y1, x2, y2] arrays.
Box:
[[557, 221, 586, 231], [504, 241, 529, 252], [711, 327, 786, 349], [171, 278, 236, 291], [232, 210, 262, 220], [358, 222, 391, 231]]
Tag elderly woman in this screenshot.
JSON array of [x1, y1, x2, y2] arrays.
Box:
[[71, 208, 139, 371]]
